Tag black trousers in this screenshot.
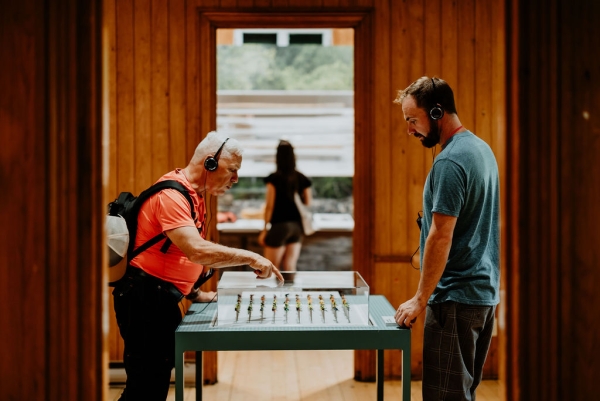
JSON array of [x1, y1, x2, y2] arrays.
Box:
[[113, 272, 183, 401]]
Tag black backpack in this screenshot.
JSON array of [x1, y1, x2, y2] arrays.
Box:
[[107, 180, 196, 286]]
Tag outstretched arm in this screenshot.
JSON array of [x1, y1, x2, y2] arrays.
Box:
[[166, 225, 284, 281], [395, 212, 457, 327]]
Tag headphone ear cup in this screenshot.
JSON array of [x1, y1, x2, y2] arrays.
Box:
[[429, 105, 444, 120], [204, 157, 218, 171]]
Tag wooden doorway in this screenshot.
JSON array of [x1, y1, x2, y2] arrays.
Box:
[[192, 9, 375, 382]]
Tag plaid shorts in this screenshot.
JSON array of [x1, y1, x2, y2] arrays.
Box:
[[422, 301, 496, 401]]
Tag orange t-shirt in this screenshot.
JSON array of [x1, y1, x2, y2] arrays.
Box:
[[130, 169, 206, 294]]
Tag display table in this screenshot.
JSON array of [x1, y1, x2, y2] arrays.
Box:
[[175, 295, 411, 401]]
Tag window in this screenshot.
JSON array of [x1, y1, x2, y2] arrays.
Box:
[[243, 33, 277, 45], [234, 29, 332, 47]]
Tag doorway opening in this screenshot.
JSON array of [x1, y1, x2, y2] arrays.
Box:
[[215, 27, 355, 272]]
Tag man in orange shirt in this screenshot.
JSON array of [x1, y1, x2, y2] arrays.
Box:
[[113, 131, 283, 401]]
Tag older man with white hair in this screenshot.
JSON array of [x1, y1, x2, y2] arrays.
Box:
[[112, 131, 283, 401]]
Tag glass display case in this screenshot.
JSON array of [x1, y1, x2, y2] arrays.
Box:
[[216, 271, 369, 327]]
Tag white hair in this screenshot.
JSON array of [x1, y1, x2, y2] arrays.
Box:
[[190, 131, 243, 165]]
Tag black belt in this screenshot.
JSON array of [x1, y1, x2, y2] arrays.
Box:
[[129, 267, 184, 302]]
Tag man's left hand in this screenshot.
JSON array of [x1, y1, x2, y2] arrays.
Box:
[[395, 297, 425, 328]]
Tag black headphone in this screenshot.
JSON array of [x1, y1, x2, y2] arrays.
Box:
[[204, 138, 229, 172], [429, 78, 445, 120]]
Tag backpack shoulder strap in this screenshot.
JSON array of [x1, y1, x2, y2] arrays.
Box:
[[136, 180, 196, 221], [128, 179, 197, 260]]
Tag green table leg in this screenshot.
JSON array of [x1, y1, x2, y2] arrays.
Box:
[[196, 351, 203, 401], [175, 345, 185, 401], [403, 342, 411, 400], [377, 349, 384, 401]]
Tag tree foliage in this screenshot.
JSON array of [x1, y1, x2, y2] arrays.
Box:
[[217, 44, 353, 90], [231, 177, 353, 200]]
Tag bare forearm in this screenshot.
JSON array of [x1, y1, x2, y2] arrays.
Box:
[[415, 234, 452, 303], [187, 241, 259, 268], [395, 212, 456, 327], [166, 225, 283, 280]]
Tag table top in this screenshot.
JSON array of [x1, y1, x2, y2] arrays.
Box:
[[218, 214, 354, 234], [176, 295, 410, 351]]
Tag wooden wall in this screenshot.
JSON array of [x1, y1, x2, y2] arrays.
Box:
[[506, 0, 600, 399], [104, 0, 506, 382], [0, 0, 105, 400], [2, 0, 599, 400]]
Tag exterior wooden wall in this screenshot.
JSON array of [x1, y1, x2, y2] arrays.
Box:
[[104, 0, 506, 382]]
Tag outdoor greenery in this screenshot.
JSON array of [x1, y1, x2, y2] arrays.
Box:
[[217, 44, 353, 90], [217, 43, 354, 204], [231, 177, 353, 200]]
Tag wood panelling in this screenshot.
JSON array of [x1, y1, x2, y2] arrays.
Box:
[[4, 0, 600, 400], [105, 0, 506, 383], [0, 0, 104, 400], [562, 0, 600, 394], [506, 0, 600, 400], [332, 28, 353, 45], [0, 2, 47, 399]]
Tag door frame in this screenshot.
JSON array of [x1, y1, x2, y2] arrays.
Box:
[[189, 8, 376, 382]]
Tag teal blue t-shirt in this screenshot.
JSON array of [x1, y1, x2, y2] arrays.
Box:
[[421, 131, 500, 306]]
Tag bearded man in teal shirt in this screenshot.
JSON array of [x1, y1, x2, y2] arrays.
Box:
[[394, 76, 500, 401]]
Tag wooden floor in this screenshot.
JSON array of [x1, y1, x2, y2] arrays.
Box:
[[109, 350, 500, 401]]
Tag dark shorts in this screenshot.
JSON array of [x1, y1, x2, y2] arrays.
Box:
[[264, 221, 304, 247]]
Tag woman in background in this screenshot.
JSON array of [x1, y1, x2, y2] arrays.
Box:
[[258, 140, 312, 271]]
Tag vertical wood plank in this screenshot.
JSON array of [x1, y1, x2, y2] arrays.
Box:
[[352, 8, 376, 382], [524, 2, 541, 395], [134, 0, 153, 191], [0, 0, 47, 399], [116, 0, 136, 193], [48, 1, 72, 396], [562, 3, 600, 399], [489, 0, 507, 391], [424, 0, 441, 76], [110, 0, 135, 360], [484, 2, 508, 382], [105, 0, 123, 362], [474, 0, 492, 145], [151, 0, 170, 177], [456, 0, 475, 130], [440, 0, 458, 91], [113, 0, 135, 197], [169, 0, 188, 167], [505, 0, 521, 396], [106, 0, 118, 203], [372, 0, 392, 278]]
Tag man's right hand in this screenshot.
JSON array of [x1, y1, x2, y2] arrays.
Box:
[[250, 256, 284, 281]]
